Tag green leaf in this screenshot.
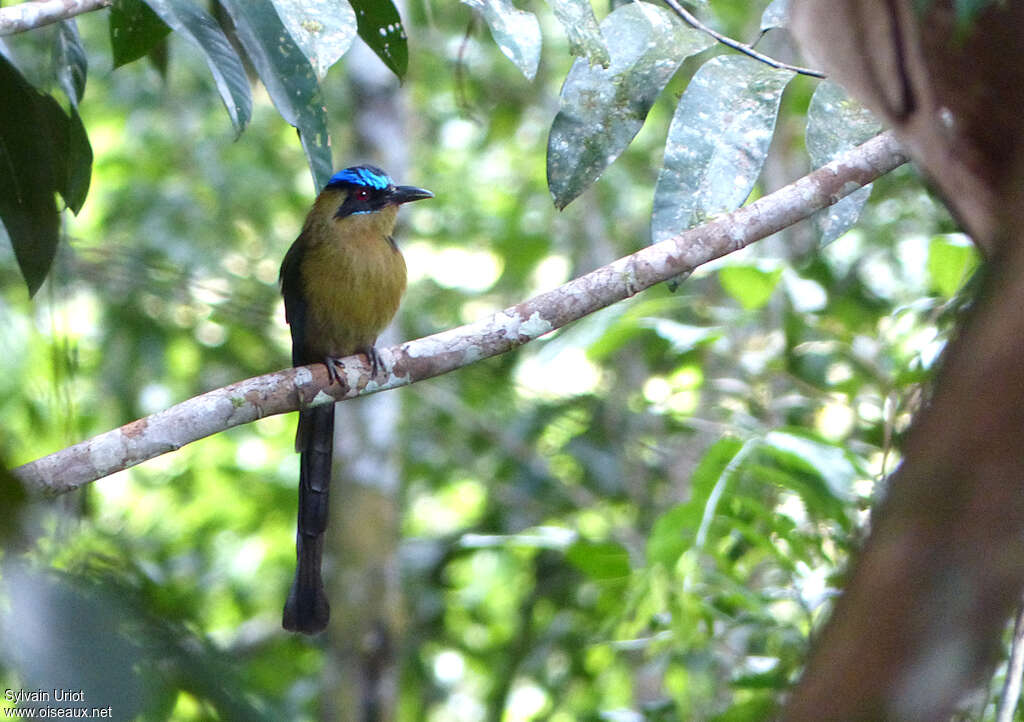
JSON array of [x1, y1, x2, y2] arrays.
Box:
[[565, 540, 631, 580], [0, 55, 66, 296], [217, 0, 332, 189], [647, 504, 699, 569], [718, 265, 783, 310], [463, 0, 541, 81], [269, 0, 357, 80], [927, 234, 979, 296], [652, 56, 793, 245], [760, 0, 790, 32], [54, 20, 87, 105], [142, 0, 252, 136], [546, 2, 712, 210], [762, 430, 857, 504], [646, 437, 745, 567], [806, 81, 882, 244], [640, 318, 720, 354], [350, 0, 408, 80], [49, 104, 94, 215], [109, 0, 171, 69], [49, 24, 94, 213], [546, 0, 609, 67]]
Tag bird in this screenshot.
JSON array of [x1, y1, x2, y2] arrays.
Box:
[[279, 164, 433, 634]]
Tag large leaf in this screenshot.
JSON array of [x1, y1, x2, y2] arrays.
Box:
[[349, 0, 408, 80], [54, 20, 87, 105], [270, 0, 357, 80], [761, 430, 857, 515], [760, 0, 790, 32], [646, 437, 746, 567], [463, 0, 541, 81], [217, 0, 332, 189], [651, 55, 794, 245], [0, 55, 94, 296], [48, 104, 94, 215], [806, 80, 882, 243], [640, 317, 720, 353], [142, 0, 252, 136], [546, 2, 712, 210], [51, 20, 93, 213], [109, 0, 171, 69], [546, 0, 609, 67]]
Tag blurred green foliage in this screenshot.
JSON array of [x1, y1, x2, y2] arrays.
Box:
[[0, 0, 990, 720]]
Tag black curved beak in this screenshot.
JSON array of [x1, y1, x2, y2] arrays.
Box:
[[389, 185, 434, 205]]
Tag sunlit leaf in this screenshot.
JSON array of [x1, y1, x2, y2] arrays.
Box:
[[927, 234, 979, 296], [640, 318, 720, 353], [54, 20, 87, 105], [142, 0, 252, 135], [652, 56, 793, 246], [718, 265, 783, 310], [566, 540, 631, 580], [546, 0, 608, 67], [271, 0, 357, 80], [109, 0, 171, 69], [760, 0, 790, 32], [783, 269, 827, 312], [350, 0, 408, 80], [463, 0, 541, 81], [806, 80, 882, 244], [217, 0, 332, 189], [762, 431, 856, 504], [547, 2, 711, 210]]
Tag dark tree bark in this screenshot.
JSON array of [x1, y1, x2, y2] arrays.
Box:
[[786, 3, 1024, 719]]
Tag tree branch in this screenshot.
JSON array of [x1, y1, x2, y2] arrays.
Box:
[[11, 132, 906, 495], [661, 0, 826, 79], [0, 0, 111, 36]]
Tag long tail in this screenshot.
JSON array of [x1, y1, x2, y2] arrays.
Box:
[[283, 403, 334, 633]]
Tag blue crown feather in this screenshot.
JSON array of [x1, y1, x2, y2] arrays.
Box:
[[326, 165, 392, 190]]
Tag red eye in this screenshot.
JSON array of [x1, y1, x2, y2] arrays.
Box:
[[354, 188, 370, 201]]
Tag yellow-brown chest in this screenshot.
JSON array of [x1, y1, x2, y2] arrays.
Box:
[[298, 196, 407, 359]]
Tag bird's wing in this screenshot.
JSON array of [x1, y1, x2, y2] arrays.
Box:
[[279, 236, 310, 368]]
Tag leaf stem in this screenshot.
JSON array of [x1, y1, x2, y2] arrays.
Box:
[[661, 0, 826, 79]]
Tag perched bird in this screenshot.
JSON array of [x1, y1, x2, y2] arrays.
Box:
[[279, 165, 433, 634]]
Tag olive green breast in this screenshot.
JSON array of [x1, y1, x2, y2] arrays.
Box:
[[298, 196, 407, 359]]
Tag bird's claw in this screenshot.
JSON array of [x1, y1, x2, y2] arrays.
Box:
[[324, 357, 345, 386], [324, 347, 385, 385], [365, 346, 384, 379]]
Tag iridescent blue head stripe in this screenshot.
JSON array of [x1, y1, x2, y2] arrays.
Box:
[[326, 165, 392, 190]]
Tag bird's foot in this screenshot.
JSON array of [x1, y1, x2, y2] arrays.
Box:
[[324, 357, 345, 386], [324, 348, 385, 384], [365, 346, 385, 379]]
